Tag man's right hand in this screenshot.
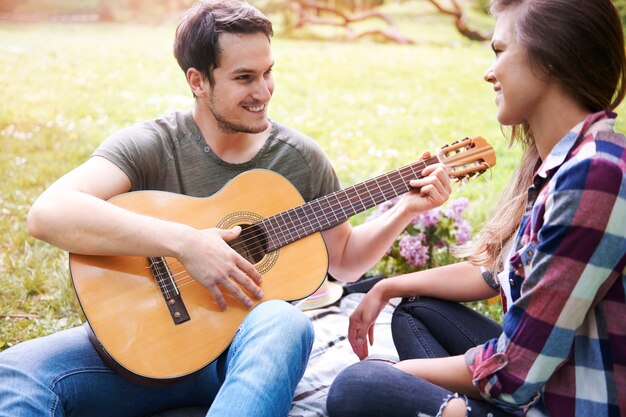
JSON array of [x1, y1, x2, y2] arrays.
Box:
[[178, 226, 264, 310]]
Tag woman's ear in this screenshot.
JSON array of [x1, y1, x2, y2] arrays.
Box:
[[186, 67, 208, 98]]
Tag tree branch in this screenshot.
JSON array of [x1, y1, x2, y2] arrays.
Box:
[[426, 0, 491, 41], [289, 0, 414, 44]]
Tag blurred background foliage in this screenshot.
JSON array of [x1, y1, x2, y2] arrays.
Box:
[[0, 0, 626, 22], [0, 0, 194, 23], [2, 0, 625, 25], [2, 0, 624, 44], [0, 0, 494, 44], [0, 0, 487, 24]]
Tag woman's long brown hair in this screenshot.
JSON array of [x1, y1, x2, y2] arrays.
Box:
[[456, 0, 626, 272]]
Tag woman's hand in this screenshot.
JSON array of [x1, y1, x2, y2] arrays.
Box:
[[348, 284, 390, 360]]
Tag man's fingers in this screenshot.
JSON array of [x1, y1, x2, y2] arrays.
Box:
[[206, 283, 227, 311], [217, 227, 263, 284], [230, 267, 264, 299], [217, 226, 242, 242], [412, 166, 451, 197], [218, 275, 256, 308], [435, 166, 453, 193], [236, 257, 263, 284]]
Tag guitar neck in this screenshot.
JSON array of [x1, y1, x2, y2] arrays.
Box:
[[258, 155, 438, 251]]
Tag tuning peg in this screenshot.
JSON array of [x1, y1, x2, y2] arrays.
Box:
[[475, 168, 493, 182]]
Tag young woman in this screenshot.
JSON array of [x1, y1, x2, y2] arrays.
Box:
[[327, 0, 626, 416]]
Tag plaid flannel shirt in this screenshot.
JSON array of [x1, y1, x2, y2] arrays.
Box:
[[465, 111, 626, 416]]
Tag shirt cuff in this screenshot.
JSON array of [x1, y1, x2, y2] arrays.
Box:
[[465, 344, 508, 399]]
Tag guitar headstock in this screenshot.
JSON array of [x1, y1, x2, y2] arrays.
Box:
[[437, 136, 496, 181]]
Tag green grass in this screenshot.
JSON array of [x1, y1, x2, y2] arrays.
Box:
[[2, 3, 624, 350]]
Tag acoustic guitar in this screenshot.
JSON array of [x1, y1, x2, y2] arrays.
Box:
[[69, 136, 496, 381]]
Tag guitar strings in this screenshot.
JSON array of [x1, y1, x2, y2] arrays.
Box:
[[235, 158, 432, 251], [157, 158, 488, 294], [153, 152, 484, 293], [153, 156, 453, 292], [156, 158, 434, 293]]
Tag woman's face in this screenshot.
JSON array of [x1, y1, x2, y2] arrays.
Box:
[[484, 5, 551, 126]]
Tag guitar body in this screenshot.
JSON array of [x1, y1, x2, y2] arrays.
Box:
[[70, 169, 329, 381]]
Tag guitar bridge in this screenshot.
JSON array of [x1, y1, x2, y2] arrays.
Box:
[[165, 295, 190, 325], [149, 257, 190, 325]]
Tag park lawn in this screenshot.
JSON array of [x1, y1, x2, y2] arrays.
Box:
[[2, 3, 624, 350]]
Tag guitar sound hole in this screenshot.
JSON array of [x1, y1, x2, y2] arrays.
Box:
[[229, 224, 267, 264]]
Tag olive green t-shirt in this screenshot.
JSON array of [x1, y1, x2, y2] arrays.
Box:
[[93, 111, 340, 202]]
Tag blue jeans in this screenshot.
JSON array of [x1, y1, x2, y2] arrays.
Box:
[[0, 300, 313, 417], [328, 297, 517, 417], [392, 296, 502, 360]]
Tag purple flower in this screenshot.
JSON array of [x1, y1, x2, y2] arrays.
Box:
[[413, 208, 441, 228], [370, 195, 474, 276], [445, 198, 469, 222], [453, 219, 472, 245], [399, 233, 429, 267]]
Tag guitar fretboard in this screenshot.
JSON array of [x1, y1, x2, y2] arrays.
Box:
[[258, 156, 439, 251]]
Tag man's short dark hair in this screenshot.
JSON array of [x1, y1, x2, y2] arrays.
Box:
[[174, 0, 273, 86]]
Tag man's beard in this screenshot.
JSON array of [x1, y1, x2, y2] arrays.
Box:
[[209, 94, 268, 134]]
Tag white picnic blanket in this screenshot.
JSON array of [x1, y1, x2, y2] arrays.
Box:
[[154, 293, 398, 417], [289, 293, 398, 416]]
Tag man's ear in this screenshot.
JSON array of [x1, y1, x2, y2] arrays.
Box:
[[186, 68, 208, 98]]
